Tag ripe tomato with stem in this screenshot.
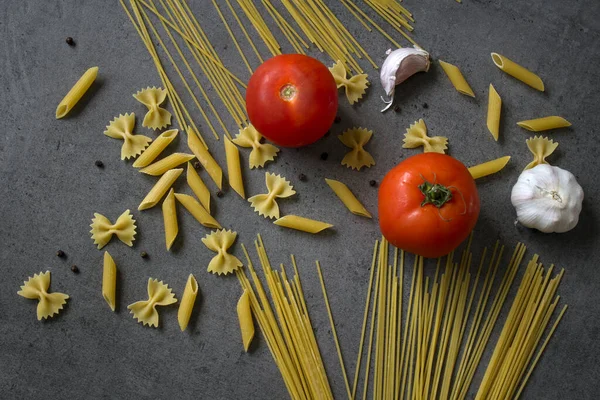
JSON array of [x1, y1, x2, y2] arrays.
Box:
[[378, 153, 480, 258], [246, 54, 338, 147]]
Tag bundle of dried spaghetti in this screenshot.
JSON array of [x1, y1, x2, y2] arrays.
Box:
[[350, 237, 567, 400], [121, 0, 248, 140], [475, 257, 567, 399], [338, 0, 418, 49], [235, 235, 335, 400], [275, 0, 377, 73]]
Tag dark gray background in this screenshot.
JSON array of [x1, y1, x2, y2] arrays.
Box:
[[1, 0, 599, 399]]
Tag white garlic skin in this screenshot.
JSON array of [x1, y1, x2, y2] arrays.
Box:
[[511, 164, 584, 233], [380, 47, 430, 97]]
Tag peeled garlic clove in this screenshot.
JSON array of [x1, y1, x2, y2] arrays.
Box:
[[380, 47, 430, 111]]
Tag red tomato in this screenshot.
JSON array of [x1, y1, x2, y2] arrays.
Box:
[[378, 153, 480, 258], [245, 54, 338, 147]]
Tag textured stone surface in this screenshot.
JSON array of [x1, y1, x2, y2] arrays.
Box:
[[1, 0, 599, 399]]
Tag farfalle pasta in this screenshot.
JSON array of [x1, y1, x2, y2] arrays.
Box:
[[17, 271, 69, 320], [128, 278, 177, 327], [338, 127, 375, 171], [403, 119, 448, 154], [248, 173, 296, 219], [201, 229, 243, 275], [133, 86, 172, 130], [104, 113, 152, 160], [232, 124, 280, 169], [329, 60, 369, 104], [525, 136, 558, 170], [90, 209, 137, 250]]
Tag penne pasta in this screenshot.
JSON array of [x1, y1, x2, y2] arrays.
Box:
[[274, 215, 333, 234], [491, 53, 545, 91], [102, 251, 117, 312], [237, 289, 255, 352], [178, 274, 198, 332], [325, 178, 372, 218], [133, 129, 179, 168], [469, 156, 511, 179], [140, 153, 195, 176], [187, 126, 223, 189], [56, 66, 99, 119], [138, 168, 183, 210], [516, 116, 571, 132], [162, 189, 178, 250], [224, 136, 245, 199], [438, 60, 475, 97], [487, 84, 502, 141], [174, 193, 221, 229], [186, 162, 211, 212]]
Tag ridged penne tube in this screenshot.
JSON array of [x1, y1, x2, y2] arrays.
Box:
[[469, 156, 511, 179], [174, 193, 221, 229], [274, 215, 333, 234], [162, 189, 178, 250], [187, 126, 223, 189], [102, 251, 117, 312], [140, 153, 195, 176], [56, 66, 98, 119], [487, 84, 502, 141], [325, 178, 372, 218], [138, 168, 183, 210], [237, 289, 254, 352], [178, 274, 198, 332], [516, 116, 571, 132], [491, 53, 545, 91], [133, 129, 179, 168], [438, 60, 475, 97], [186, 162, 211, 212], [224, 136, 245, 199]]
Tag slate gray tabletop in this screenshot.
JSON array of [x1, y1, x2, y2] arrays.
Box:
[[1, 1, 599, 399]]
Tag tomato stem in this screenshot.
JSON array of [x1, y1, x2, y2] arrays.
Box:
[[419, 179, 453, 208], [280, 84, 297, 101]]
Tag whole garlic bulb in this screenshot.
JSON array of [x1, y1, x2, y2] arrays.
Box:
[[511, 164, 584, 233]]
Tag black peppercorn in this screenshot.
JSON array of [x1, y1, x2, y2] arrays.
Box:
[[66, 37, 75, 46], [299, 173, 307, 182], [369, 180, 377, 187], [320, 152, 328, 160], [193, 161, 202, 169], [71, 265, 79, 273], [216, 190, 224, 198], [423, 103, 429, 109], [95, 160, 104, 168], [56, 250, 65, 258], [141, 251, 148, 259]]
